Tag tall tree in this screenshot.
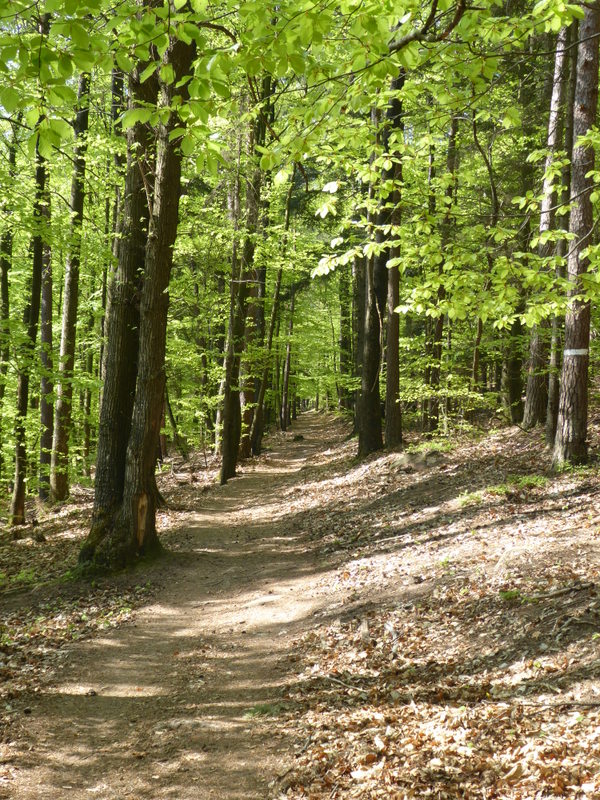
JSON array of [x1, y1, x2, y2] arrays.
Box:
[[39, 187, 52, 500], [553, 4, 600, 466], [220, 76, 271, 484], [51, 72, 91, 501], [383, 73, 405, 449], [427, 116, 458, 433], [358, 109, 386, 457], [0, 119, 19, 478], [522, 27, 569, 429], [81, 64, 157, 554], [81, 31, 196, 566], [10, 137, 46, 524]]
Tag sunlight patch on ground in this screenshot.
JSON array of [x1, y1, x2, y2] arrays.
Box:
[[54, 683, 167, 697]]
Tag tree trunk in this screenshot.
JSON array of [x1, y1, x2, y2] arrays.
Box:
[[428, 116, 458, 433], [250, 170, 295, 454], [0, 118, 18, 478], [220, 76, 271, 484], [471, 111, 499, 403], [83, 340, 93, 476], [100, 68, 125, 387], [358, 109, 386, 457], [553, 5, 600, 467], [166, 383, 189, 461], [39, 190, 53, 500], [383, 73, 404, 449], [81, 65, 157, 554], [352, 253, 366, 431], [220, 170, 258, 481], [81, 37, 195, 566], [338, 264, 353, 411], [523, 27, 569, 429], [358, 245, 386, 456], [51, 72, 90, 501], [10, 137, 46, 524], [547, 24, 577, 448], [280, 290, 295, 432], [503, 317, 524, 423], [215, 153, 242, 456]]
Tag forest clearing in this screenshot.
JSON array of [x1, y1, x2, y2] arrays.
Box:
[[1, 410, 600, 799]]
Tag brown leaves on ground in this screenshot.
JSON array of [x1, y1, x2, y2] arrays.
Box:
[[269, 422, 600, 800], [2, 417, 600, 799]]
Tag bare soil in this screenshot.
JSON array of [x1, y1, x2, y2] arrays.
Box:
[[1, 411, 600, 799]]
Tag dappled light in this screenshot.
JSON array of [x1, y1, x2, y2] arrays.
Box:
[[1, 412, 599, 798]]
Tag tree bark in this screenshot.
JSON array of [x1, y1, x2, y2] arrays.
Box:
[[352, 253, 365, 431], [358, 109, 386, 457], [338, 264, 353, 411], [471, 111, 499, 405], [523, 27, 568, 429], [220, 76, 271, 484], [553, 5, 600, 467], [383, 73, 404, 449], [51, 72, 90, 501], [502, 317, 524, 423], [249, 170, 295, 454], [81, 63, 158, 557], [428, 116, 458, 433], [0, 118, 18, 478], [280, 290, 295, 432], [547, 23, 577, 448], [358, 243, 386, 456], [10, 137, 46, 524], [39, 190, 52, 500], [81, 36, 195, 566]]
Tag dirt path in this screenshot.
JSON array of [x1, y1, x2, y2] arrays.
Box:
[[8, 412, 346, 800], [8, 412, 600, 799]]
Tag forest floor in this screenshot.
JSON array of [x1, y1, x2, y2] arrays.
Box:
[[1, 411, 600, 799]]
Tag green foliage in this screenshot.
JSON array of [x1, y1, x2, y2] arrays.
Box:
[[486, 474, 549, 496], [0, 0, 593, 504]]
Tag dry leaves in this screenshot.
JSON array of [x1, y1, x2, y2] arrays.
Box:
[[270, 422, 600, 800]]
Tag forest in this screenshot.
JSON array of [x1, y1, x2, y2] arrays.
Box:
[[1, 0, 600, 798]]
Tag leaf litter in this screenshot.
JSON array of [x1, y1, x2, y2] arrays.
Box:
[[1, 418, 600, 798], [268, 421, 600, 800]]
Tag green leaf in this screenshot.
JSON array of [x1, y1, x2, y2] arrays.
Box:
[[47, 117, 73, 142], [211, 80, 229, 99], [299, 17, 313, 46], [57, 54, 73, 78], [69, 22, 89, 49], [180, 133, 195, 156], [160, 63, 175, 85], [115, 51, 134, 74], [289, 53, 305, 74], [0, 87, 19, 113], [139, 62, 158, 84], [121, 108, 154, 128]]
